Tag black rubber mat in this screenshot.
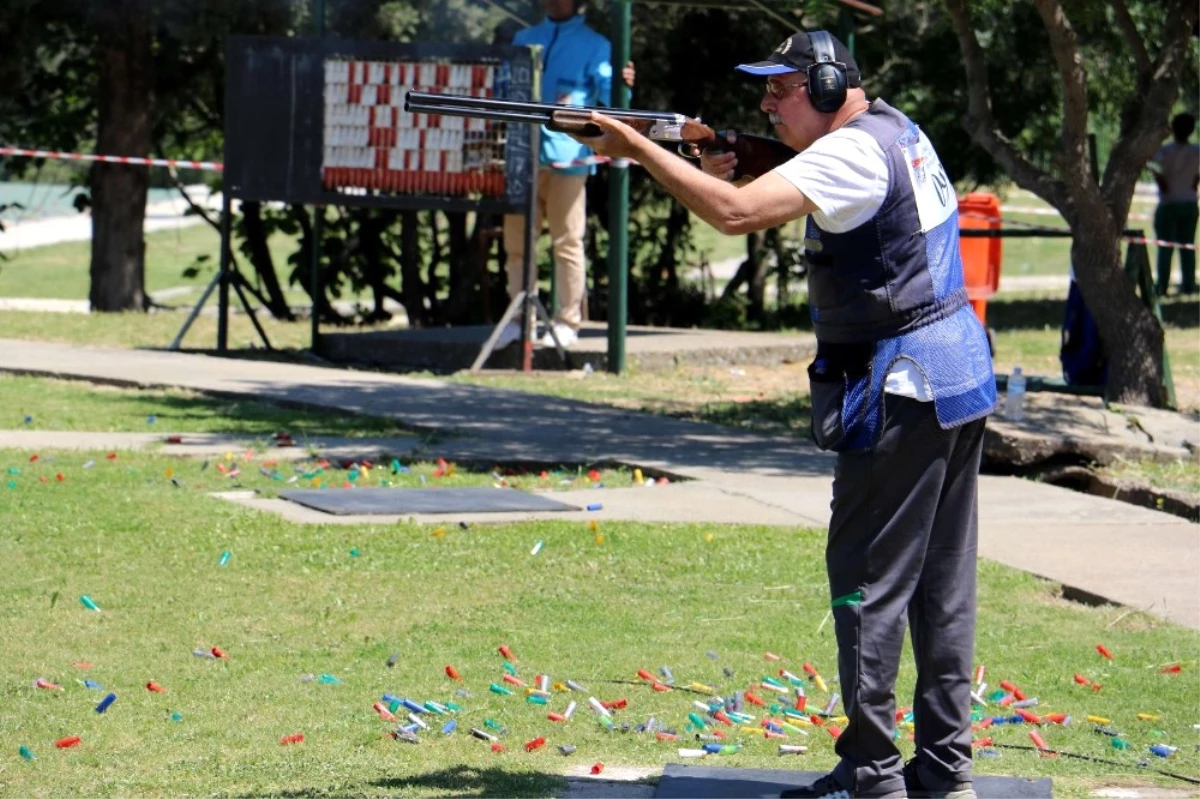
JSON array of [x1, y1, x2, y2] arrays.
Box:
[[654, 764, 1052, 799], [278, 486, 581, 515]]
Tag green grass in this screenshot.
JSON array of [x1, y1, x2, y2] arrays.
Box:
[[1, 223, 220, 300], [0, 445, 1196, 798]]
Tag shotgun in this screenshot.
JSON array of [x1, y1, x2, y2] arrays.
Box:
[[404, 90, 796, 181]]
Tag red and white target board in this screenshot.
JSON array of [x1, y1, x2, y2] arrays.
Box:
[[322, 60, 507, 197], [225, 37, 537, 213]]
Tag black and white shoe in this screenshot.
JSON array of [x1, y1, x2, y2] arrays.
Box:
[[780, 774, 853, 799], [902, 759, 976, 799]]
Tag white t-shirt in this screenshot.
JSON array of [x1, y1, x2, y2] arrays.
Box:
[[1151, 141, 1200, 204], [774, 126, 932, 401]]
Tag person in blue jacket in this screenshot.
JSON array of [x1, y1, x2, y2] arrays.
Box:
[[497, 0, 635, 349], [568, 30, 995, 799]]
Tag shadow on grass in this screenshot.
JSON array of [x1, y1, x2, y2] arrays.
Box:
[[24, 374, 438, 439], [369, 765, 565, 798], [224, 766, 564, 798]]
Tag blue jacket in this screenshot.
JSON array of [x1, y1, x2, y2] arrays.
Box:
[[514, 14, 617, 175], [805, 101, 996, 449]]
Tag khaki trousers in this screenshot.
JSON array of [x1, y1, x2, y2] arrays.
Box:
[[503, 168, 587, 329]]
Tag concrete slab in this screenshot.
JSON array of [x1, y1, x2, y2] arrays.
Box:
[[654, 764, 1052, 799], [978, 519, 1200, 629], [563, 766, 658, 799]]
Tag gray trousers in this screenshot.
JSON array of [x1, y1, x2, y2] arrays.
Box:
[[827, 394, 985, 796]]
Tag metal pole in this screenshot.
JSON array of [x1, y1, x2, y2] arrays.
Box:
[[521, 124, 541, 372], [310, 0, 325, 356], [216, 193, 232, 352], [606, 0, 631, 374]]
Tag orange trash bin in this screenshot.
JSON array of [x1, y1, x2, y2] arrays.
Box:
[[957, 192, 1003, 327]]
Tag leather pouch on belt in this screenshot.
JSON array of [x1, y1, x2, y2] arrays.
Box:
[[807, 342, 873, 452]]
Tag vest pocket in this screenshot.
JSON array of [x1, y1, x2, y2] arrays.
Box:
[[807, 343, 874, 452]]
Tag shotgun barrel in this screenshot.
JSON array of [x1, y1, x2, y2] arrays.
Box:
[[403, 90, 797, 179], [404, 90, 691, 141]]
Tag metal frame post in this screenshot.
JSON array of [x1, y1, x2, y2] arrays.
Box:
[[606, 0, 632, 373]]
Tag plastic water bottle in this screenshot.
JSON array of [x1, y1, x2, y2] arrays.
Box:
[[1005, 367, 1026, 421]]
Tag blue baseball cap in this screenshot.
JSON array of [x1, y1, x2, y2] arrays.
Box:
[[736, 31, 862, 86]]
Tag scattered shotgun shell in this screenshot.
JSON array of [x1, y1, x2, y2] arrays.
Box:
[[95, 693, 117, 714], [55, 736, 81, 749], [445, 665, 462, 681], [1029, 730, 1055, 755], [211, 647, 229, 660], [498, 644, 516, 662], [279, 733, 304, 745], [1096, 644, 1114, 660], [79, 596, 101, 612], [1159, 663, 1181, 674], [590, 763, 604, 775], [35, 678, 63, 691], [559, 744, 576, 755], [1073, 673, 1091, 686], [524, 736, 546, 752], [779, 744, 808, 755], [19, 745, 35, 761], [146, 681, 167, 694]]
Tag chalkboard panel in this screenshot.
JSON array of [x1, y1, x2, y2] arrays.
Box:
[[225, 36, 536, 213]]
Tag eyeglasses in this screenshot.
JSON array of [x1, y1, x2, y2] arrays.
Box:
[[765, 79, 807, 99]]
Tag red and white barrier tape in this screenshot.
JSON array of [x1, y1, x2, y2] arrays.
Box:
[[0, 146, 223, 172], [960, 211, 1196, 250]]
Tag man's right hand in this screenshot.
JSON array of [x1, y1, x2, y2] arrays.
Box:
[[700, 149, 738, 182], [698, 130, 738, 182]]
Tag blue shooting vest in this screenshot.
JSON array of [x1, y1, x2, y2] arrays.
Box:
[[805, 100, 996, 451]]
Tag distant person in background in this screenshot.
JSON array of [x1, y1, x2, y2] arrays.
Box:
[[1149, 113, 1199, 296], [495, 0, 635, 349]]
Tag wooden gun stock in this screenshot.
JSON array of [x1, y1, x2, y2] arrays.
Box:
[[680, 121, 797, 180]]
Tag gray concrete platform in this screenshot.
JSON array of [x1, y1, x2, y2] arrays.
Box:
[[0, 338, 1196, 630], [319, 321, 817, 373]]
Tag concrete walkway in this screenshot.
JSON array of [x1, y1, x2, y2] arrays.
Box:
[[0, 338, 1195, 630]]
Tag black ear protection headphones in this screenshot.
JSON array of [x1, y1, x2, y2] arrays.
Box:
[[806, 31, 848, 113]]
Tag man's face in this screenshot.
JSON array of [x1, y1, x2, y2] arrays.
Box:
[[759, 72, 825, 152], [544, 0, 576, 20]]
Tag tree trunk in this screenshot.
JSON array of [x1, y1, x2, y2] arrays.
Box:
[[89, 0, 153, 312], [399, 210, 426, 328], [443, 211, 475, 325], [241, 201, 294, 321], [1068, 216, 1164, 405]]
